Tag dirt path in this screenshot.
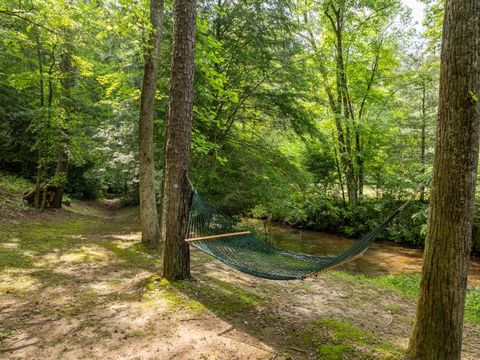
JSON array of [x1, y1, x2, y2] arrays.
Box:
[[0, 201, 479, 359]]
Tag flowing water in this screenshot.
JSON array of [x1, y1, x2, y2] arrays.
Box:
[[247, 219, 480, 286]]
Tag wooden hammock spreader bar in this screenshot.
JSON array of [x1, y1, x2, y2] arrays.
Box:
[[185, 231, 251, 243]]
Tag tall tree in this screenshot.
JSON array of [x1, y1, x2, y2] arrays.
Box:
[[161, 0, 197, 280], [52, 48, 73, 209], [302, 0, 403, 204], [406, 0, 480, 358], [139, 0, 165, 248]]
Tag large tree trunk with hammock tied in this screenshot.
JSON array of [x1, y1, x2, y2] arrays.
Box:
[[161, 0, 196, 281], [139, 0, 164, 249], [406, 0, 480, 359]]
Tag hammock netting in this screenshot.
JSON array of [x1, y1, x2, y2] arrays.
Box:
[[187, 191, 408, 280]]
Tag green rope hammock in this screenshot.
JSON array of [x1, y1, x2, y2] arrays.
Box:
[[187, 191, 409, 280]]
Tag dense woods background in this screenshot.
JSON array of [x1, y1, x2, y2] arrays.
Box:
[[1, 0, 478, 251]]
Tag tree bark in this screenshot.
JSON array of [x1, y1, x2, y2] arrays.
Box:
[[161, 0, 197, 281], [406, 1, 480, 359], [139, 0, 164, 248]]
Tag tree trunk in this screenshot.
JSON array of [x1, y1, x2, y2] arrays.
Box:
[[405, 1, 480, 359], [326, 3, 358, 205], [34, 30, 45, 209], [419, 81, 427, 202], [139, 0, 164, 248], [52, 50, 73, 209], [52, 139, 68, 208], [161, 0, 197, 281], [332, 138, 346, 204]]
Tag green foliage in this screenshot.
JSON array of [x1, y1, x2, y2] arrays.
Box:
[[304, 143, 337, 191], [256, 184, 428, 246], [0, 172, 34, 194], [65, 162, 103, 200], [0, 0, 453, 254], [0, 0, 153, 203], [465, 287, 480, 323]]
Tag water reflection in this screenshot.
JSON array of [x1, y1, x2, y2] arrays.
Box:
[[247, 219, 480, 286]]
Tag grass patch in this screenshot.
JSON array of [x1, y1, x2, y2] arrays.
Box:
[[316, 344, 354, 359], [0, 172, 33, 194], [370, 273, 421, 298], [314, 318, 374, 344], [100, 241, 158, 268], [331, 271, 480, 323], [0, 216, 144, 271], [0, 219, 94, 269], [304, 318, 402, 359], [144, 276, 206, 312], [465, 287, 480, 322], [144, 275, 266, 317], [175, 277, 266, 316], [65, 200, 118, 218], [0, 172, 32, 219]]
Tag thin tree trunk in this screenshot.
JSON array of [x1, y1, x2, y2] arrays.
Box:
[[40, 184, 48, 211], [406, 1, 480, 358], [356, 48, 380, 198], [161, 0, 197, 281], [332, 137, 345, 204], [52, 138, 68, 208], [375, 168, 381, 197], [52, 50, 73, 209], [34, 30, 45, 209], [419, 82, 427, 202], [35, 38, 56, 210], [326, 3, 358, 205], [356, 130, 363, 197], [139, 0, 164, 248]]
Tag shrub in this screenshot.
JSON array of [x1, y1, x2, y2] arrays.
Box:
[[255, 185, 428, 246]]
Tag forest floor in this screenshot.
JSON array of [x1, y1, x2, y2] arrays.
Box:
[[1, 189, 480, 359]]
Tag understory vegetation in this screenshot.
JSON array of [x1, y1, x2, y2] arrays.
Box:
[[252, 188, 429, 246]]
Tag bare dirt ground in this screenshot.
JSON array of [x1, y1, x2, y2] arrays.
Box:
[[0, 200, 479, 359]]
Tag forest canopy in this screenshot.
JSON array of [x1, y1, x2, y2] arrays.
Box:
[[0, 0, 451, 246]]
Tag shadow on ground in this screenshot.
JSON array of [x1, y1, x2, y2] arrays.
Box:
[[1, 200, 479, 359]]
